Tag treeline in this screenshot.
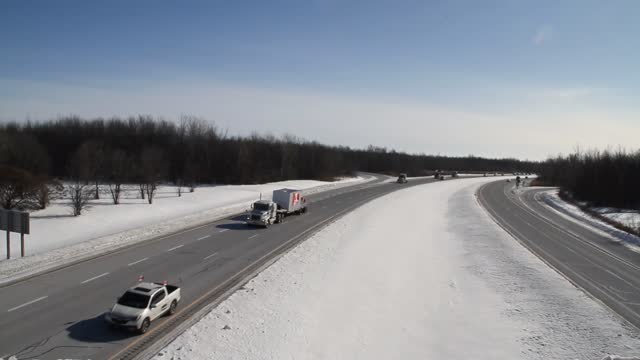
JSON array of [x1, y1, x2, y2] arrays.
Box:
[[0, 116, 536, 212], [538, 149, 640, 209]]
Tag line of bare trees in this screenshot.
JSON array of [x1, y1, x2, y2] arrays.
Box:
[[0, 116, 537, 215], [537, 148, 640, 209]]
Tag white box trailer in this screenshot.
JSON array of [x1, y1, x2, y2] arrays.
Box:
[[272, 188, 307, 213]]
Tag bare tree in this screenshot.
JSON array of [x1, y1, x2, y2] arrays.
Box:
[[67, 181, 91, 216], [138, 183, 146, 199], [141, 147, 167, 204], [0, 165, 39, 209], [106, 149, 128, 204], [35, 178, 63, 210], [76, 141, 104, 199], [176, 179, 183, 197]]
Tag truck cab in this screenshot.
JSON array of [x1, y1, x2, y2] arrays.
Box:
[[105, 282, 181, 333], [248, 200, 278, 227]]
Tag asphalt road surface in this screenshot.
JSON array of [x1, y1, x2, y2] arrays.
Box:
[[478, 180, 640, 331], [0, 174, 452, 360]]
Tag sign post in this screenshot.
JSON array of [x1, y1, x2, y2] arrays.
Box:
[[0, 209, 30, 259]]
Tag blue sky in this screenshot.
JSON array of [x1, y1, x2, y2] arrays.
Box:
[[1, 0, 639, 159]]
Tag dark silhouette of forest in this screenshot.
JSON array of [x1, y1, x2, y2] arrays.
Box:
[[538, 149, 640, 209], [1, 116, 535, 211]]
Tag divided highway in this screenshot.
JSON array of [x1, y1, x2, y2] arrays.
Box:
[[0, 175, 446, 360], [478, 180, 640, 331]]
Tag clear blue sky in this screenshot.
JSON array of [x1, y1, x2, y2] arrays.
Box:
[[2, 0, 639, 159]]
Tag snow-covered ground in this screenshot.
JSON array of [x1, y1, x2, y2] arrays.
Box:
[[0, 176, 371, 284], [539, 190, 640, 249], [156, 177, 640, 360], [594, 208, 640, 231]]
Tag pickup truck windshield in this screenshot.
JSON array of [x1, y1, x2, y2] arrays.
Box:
[[117, 291, 150, 309], [254, 203, 270, 211]]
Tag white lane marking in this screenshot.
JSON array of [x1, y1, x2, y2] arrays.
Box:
[[127, 257, 149, 266], [218, 228, 229, 233], [167, 244, 184, 252], [8, 296, 48, 313], [204, 252, 218, 260], [248, 234, 259, 239], [197, 235, 211, 241], [81, 272, 109, 284]]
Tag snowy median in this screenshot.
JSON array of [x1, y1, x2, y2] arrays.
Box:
[[0, 176, 373, 284], [156, 177, 640, 360]]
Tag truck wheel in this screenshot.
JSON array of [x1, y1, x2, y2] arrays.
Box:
[[169, 300, 178, 315], [139, 318, 151, 334]]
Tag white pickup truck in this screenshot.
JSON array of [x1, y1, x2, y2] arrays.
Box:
[[105, 282, 181, 333]]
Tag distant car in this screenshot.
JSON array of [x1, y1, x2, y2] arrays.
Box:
[[451, 171, 459, 178], [397, 173, 408, 184], [506, 179, 511, 182], [439, 175, 445, 180], [105, 282, 181, 334]]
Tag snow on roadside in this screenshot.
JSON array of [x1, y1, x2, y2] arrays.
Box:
[[156, 177, 640, 360], [593, 208, 640, 232], [0, 176, 372, 284], [538, 189, 640, 249]]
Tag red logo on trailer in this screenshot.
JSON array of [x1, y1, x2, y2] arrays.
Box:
[[293, 192, 300, 204]]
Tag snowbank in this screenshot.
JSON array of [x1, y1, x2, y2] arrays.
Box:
[[539, 190, 640, 249], [593, 208, 640, 232], [0, 176, 372, 284], [156, 177, 640, 360]]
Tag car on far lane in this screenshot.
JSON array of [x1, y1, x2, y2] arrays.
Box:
[[397, 173, 408, 184]]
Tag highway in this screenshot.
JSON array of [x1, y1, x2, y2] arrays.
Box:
[[478, 180, 640, 331], [0, 174, 447, 360]]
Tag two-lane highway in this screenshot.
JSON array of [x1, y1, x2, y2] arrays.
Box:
[[0, 175, 448, 360], [478, 180, 640, 331]]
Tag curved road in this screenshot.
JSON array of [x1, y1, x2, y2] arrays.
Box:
[[0, 174, 452, 360], [478, 180, 640, 331]]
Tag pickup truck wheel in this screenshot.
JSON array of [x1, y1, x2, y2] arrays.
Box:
[[139, 318, 151, 334], [169, 300, 178, 315]]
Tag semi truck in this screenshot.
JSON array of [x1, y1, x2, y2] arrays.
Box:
[[247, 188, 308, 227]]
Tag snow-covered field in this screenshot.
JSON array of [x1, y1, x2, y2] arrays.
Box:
[[594, 208, 640, 231], [0, 176, 371, 284], [156, 177, 640, 360], [539, 190, 640, 249]]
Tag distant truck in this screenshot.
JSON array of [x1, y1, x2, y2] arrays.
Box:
[[397, 173, 408, 183], [248, 188, 308, 227], [105, 282, 181, 334]]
